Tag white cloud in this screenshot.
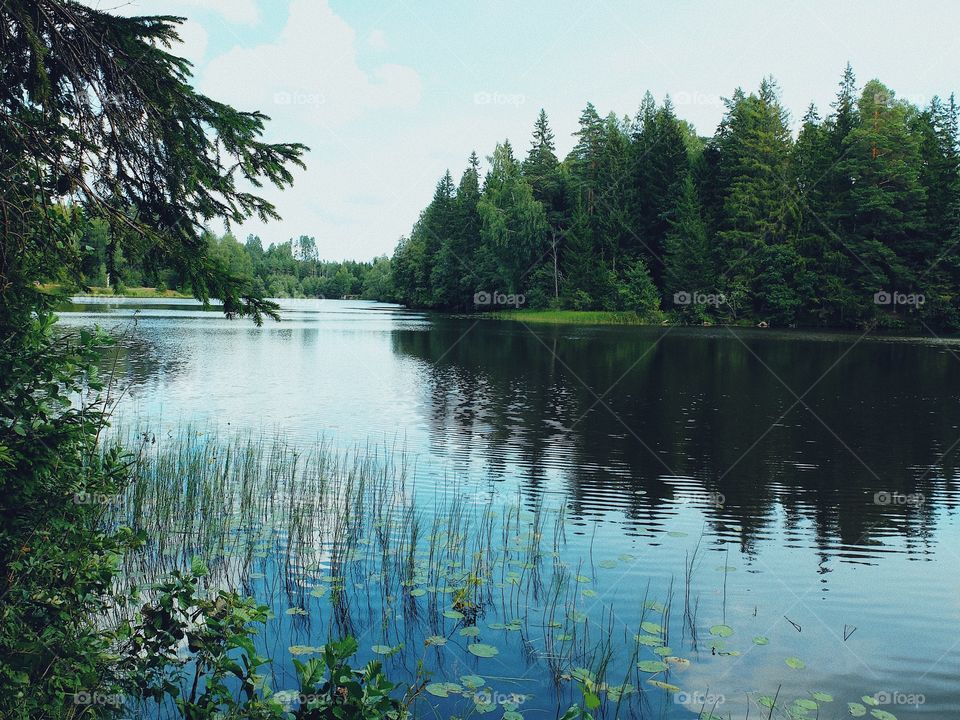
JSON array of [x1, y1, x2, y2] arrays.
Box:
[[367, 29, 388, 52], [174, 19, 208, 66], [201, 0, 420, 128], [167, 0, 259, 25], [87, 0, 260, 25]]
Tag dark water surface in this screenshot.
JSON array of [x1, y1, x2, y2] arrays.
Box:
[[60, 297, 960, 718]]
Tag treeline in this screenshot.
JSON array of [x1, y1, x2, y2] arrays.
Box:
[[71, 216, 392, 300], [391, 66, 960, 329]]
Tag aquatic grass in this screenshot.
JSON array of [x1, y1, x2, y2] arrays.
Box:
[[101, 425, 881, 720]]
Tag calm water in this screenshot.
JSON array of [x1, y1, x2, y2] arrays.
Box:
[[61, 297, 960, 718]]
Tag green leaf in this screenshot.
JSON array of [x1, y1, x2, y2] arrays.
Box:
[[785, 656, 805, 669], [467, 643, 499, 658], [636, 660, 668, 673], [190, 556, 208, 577], [584, 692, 601, 710], [848, 703, 867, 717], [709, 624, 733, 637]]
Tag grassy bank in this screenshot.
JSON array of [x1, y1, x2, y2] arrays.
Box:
[[76, 285, 191, 298], [41, 283, 192, 299], [488, 309, 658, 325]]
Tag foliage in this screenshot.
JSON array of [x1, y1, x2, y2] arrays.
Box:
[[0, 1, 307, 717], [293, 636, 413, 720], [390, 69, 960, 330]]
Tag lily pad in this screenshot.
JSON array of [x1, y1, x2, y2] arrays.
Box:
[[443, 609, 464, 619], [371, 645, 396, 655], [571, 667, 595, 682], [467, 643, 499, 658], [634, 634, 661, 646], [812, 692, 833, 702], [785, 656, 805, 669], [459, 626, 481, 637], [285, 607, 307, 616], [758, 696, 776, 709], [664, 656, 690, 668], [575, 575, 592, 583], [425, 635, 447, 646], [653, 646, 672, 656], [425, 683, 449, 697], [460, 674, 484, 690], [288, 645, 322, 656], [869, 711, 897, 720], [862, 696, 880, 706], [752, 635, 769, 645], [607, 683, 635, 701], [409, 588, 426, 597], [709, 624, 734, 637], [847, 703, 866, 717], [647, 680, 681, 692], [795, 699, 818, 711], [637, 660, 668, 673], [640, 621, 663, 635]]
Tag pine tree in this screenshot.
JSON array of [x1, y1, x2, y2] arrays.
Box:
[[713, 78, 797, 318], [523, 111, 567, 303], [837, 80, 926, 303], [629, 96, 691, 285], [664, 174, 713, 308], [477, 142, 548, 296]]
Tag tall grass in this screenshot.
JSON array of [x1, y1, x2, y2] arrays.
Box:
[[104, 426, 835, 719]]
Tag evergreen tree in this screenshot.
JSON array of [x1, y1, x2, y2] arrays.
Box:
[[713, 78, 797, 318], [477, 142, 548, 296], [523, 111, 567, 304], [837, 80, 926, 304], [664, 173, 714, 316], [630, 95, 691, 285]]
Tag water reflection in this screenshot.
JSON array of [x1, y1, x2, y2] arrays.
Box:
[[392, 319, 960, 560], [58, 298, 960, 716]]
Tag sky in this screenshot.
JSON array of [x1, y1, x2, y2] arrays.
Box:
[[87, 0, 960, 261]]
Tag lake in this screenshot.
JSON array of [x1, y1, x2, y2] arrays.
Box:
[[60, 297, 960, 719]]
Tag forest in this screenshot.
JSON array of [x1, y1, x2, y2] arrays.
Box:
[[70, 216, 392, 300], [390, 67, 960, 330]]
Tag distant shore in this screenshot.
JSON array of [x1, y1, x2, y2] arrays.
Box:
[[54, 285, 192, 299], [486, 309, 657, 325]]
